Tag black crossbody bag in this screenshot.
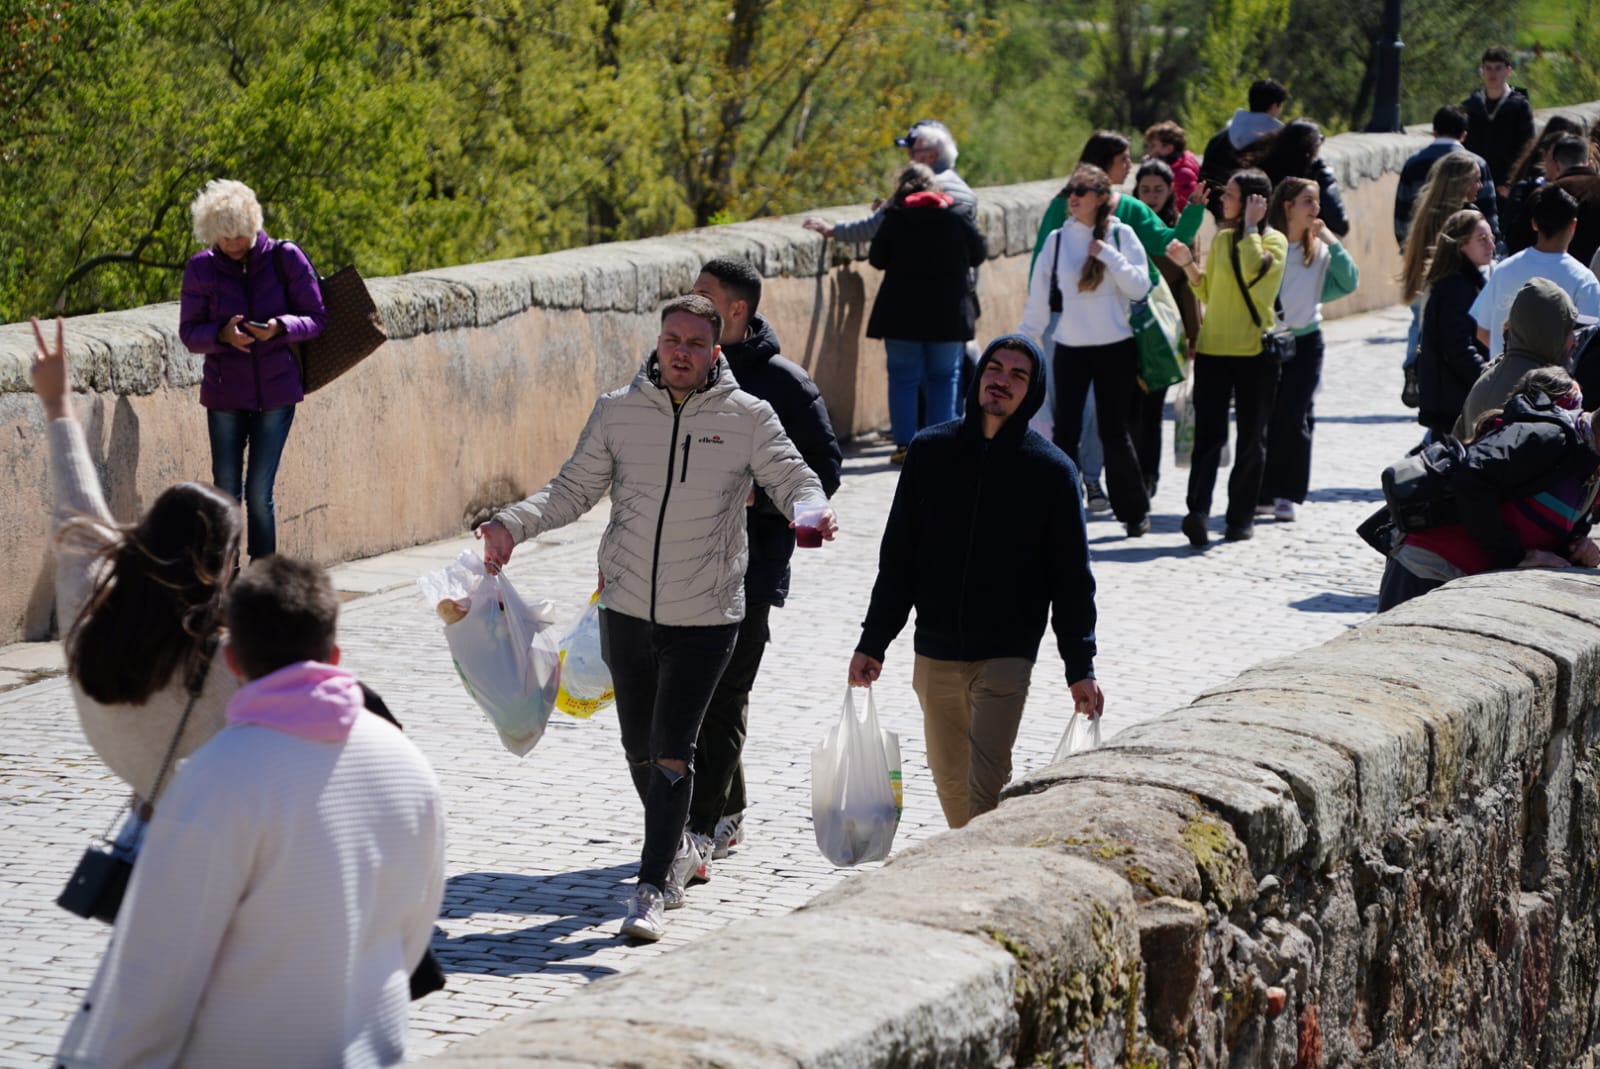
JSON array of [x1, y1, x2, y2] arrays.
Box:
[[1228, 234, 1296, 363]]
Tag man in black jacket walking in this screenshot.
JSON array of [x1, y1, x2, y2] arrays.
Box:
[[848, 334, 1103, 829], [687, 258, 843, 875]]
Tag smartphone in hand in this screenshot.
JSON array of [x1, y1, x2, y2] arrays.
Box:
[[246, 320, 271, 331]]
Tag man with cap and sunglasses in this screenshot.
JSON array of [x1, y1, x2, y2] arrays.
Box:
[[802, 119, 977, 242]]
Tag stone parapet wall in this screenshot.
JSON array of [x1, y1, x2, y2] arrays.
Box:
[[0, 102, 1595, 645], [420, 569, 1600, 1067]]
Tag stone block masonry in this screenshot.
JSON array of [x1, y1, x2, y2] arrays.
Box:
[[420, 568, 1600, 1068]]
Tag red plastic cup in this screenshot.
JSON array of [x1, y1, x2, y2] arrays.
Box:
[[793, 500, 829, 548]]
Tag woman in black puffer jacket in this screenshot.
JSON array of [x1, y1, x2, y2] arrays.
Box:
[[1416, 209, 1495, 439], [867, 163, 987, 462]]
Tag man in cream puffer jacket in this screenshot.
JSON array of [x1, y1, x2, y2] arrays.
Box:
[[478, 294, 834, 942]]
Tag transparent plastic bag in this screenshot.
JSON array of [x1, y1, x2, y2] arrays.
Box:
[[555, 591, 614, 718], [1051, 711, 1104, 764], [812, 688, 901, 866], [1172, 378, 1195, 469], [417, 551, 560, 756]]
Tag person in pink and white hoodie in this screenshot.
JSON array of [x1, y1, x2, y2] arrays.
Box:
[[56, 556, 446, 1069]]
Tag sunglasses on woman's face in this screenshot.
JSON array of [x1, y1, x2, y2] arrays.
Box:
[[1065, 185, 1102, 198]]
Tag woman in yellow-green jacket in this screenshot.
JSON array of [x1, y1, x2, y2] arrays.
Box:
[[1165, 168, 1288, 546]]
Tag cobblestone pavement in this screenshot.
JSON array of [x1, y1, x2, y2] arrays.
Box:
[[0, 305, 1417, 1064]]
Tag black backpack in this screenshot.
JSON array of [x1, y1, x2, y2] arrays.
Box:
[[1382, 436, 1469, 533]]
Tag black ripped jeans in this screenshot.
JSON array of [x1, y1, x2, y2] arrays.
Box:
[[599, 608, 738, 890]]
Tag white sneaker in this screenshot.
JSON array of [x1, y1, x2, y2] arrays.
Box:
[[712, 812, 745, 860], [663, 832, 703, 910], [1274, 498, 1296, 522], [688, 831, 714, 885], [1254, 503, 1275, 519], [620, 883, 665, 941]]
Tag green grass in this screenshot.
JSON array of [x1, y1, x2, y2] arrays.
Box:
[[1517, 0, 1576, 51]]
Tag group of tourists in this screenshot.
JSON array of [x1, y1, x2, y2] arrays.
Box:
[[28, 41, 1600, 1068], [1379, 48, 1600, 607], [813, 86, 1363, 549]]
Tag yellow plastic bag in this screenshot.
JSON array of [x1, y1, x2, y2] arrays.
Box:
[[555, 591, 614, 718]]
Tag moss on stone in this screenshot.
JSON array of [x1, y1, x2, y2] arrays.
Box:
[[1181, 811, 1248, 911]]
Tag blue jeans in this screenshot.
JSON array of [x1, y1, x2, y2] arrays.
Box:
[[1403, 296, 1424, 369], [884, 339, 964, 446], [207, 406, 296, 558]]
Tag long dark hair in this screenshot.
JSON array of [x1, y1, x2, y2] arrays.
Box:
[[1078, 131, 1131, 175], [1226, 169, 1276, 277], [64, 482, 241, 704], [1508, 115, 1584, 185], [1255, 119, 1324, 184], [1134, 158, 1177, 225]]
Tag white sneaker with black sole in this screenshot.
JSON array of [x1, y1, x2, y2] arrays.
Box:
[[620, 883, 665, 941]]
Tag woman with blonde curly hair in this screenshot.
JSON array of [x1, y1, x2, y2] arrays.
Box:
[[179, 179, 326, 559]]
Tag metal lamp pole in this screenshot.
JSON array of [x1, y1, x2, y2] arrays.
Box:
[[1365, 0, 1404, 132]]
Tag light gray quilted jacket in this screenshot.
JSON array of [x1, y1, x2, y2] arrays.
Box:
[[494, 354, 827, 626]]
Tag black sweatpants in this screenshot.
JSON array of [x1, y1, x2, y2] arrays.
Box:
[[1185, 351, 1280, 529], [1053, 338, 1150, 525]]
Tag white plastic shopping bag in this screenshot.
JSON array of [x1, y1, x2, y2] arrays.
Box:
[[812, 687, 901, 866], [417, 551, 561, 756], [1172, 377, 1194, 469], [555, 591, 614, 718], [1051, 711, 1104, 764]]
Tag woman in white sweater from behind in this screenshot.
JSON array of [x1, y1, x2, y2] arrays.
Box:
[[1020, 163, 1154, 536]]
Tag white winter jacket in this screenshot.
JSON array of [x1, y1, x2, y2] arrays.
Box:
[[495, 355, 826, 627]]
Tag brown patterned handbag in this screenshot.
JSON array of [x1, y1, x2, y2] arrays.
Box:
[[272, 241, 388, 393]]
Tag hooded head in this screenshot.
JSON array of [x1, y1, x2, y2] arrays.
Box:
[[965, 334, 1047, 441], [1503, 278, 1596, 365]]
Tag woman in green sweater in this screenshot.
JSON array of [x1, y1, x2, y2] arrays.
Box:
[[1165, 169, 1289, 546], [1027, 131, 1209, 508]]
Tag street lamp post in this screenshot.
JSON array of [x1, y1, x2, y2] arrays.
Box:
[[1365, 0, 1404, 132]]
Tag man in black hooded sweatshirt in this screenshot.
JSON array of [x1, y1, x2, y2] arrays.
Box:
[[848, 334, 1103, 829], [683, 258, 843, 880]]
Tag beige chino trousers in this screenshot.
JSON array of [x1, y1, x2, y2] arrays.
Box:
[[911, 655, 1033, 829]]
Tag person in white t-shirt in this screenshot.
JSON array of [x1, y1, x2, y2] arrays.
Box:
[[1019, 163, 1153, 537], [1471, 184, 1600, 359]]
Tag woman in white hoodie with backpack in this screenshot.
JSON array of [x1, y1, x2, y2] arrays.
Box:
[[1020, 163, 1154, 536]]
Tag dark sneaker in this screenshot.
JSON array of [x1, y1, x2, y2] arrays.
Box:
[[1224, 524, 1255, 542], [1125, 517, 1151, 538], [1401, 364, 1421, 408], [1085, 479, 1111, 513], [1181, 512, 1209, 547]]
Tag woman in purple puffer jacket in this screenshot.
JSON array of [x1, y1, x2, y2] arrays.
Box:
[[179, 179, 326, 559]]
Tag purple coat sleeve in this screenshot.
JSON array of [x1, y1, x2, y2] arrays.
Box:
[[178, 255, 229, 355], [272, 242, 328, 342]]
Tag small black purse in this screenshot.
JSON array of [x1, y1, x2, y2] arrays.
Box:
[[57, 679, 203, 924], [1228, 233, 1296, 362]]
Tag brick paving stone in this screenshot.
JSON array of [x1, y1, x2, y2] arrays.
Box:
[[0, 306, 1423, 1065]]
